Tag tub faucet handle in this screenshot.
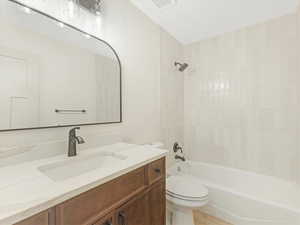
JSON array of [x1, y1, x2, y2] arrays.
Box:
[[173, 142, 183, 153]]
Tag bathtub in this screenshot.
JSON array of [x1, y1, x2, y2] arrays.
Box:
[[168, 161, 300, 225]]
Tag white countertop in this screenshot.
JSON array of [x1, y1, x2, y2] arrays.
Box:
[[0, 143, 168, 225]]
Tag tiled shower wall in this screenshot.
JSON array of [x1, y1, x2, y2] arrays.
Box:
[[184, 10, 300, 183]]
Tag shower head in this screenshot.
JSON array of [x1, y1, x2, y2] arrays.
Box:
[[175, 62, 189, 72]]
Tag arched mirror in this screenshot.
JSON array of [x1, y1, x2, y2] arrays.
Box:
[[0, 0, 122, 131]]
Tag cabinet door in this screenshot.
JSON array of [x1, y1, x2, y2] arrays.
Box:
[[149, 181, 166, 225], [93, 212, 114, 225], [116, 192, 150, 225]]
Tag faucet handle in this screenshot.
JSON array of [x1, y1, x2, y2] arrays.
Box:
[[76, 136, 85, 144], [173, 142, 183, 153]]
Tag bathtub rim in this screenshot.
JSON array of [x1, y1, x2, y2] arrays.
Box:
[[169, 161, 300, 215]]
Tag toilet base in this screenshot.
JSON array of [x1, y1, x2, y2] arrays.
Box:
[[167, 203, 195, 225]]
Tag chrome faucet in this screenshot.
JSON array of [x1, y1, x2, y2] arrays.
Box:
[[68, 127, 85, 157]]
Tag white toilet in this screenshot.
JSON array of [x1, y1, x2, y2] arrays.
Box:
[[166, 175, 209, 225]]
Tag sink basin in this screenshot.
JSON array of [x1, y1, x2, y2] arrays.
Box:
[[38, 152, 126, 182]]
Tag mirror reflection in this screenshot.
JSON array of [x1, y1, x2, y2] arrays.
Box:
[[0, 1, 122, 131]]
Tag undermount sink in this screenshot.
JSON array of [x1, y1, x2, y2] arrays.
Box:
[[38, 152, 127, 182]]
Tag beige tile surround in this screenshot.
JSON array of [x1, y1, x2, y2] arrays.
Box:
[[184, 10, 300, 184], [193, 210, 233, 225]]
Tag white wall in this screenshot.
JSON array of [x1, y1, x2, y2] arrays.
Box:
[[0, 0, 184, 157], [184, 11, 300, 183], [95, 55, 120, 122], [160, 31, 184, 166], [0, 21, 99, 127]]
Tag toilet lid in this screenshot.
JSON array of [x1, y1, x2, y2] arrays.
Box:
[[166, 191, 209, 201], [166, 175, 208, 199]]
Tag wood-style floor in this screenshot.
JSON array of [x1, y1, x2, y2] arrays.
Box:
[[193, 210, 233, 225]]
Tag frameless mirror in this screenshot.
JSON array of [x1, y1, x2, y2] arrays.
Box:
[[0, 0, 122, 131]]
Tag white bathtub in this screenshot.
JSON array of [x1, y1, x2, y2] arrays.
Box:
[[168, 161, 300, 225]]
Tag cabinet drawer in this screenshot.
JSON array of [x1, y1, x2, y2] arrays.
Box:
[[56, 167, 147, 225], [148, 158, 165, 185]]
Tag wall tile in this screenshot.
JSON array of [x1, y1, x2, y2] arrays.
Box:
[[184, 12, 300, 184]]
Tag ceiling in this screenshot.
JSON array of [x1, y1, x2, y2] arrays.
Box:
[[130, 0, 299, 44]]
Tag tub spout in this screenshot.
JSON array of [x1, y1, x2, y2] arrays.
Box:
[[175, 155, 186, 162]]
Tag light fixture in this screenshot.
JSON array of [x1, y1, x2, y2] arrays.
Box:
[[94, 0, 101, 15], [63, 0, 102, 20], [77, 0, 102, 16]]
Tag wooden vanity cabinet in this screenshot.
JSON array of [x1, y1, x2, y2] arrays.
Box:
[[148, 158, 165, 185], [93, 212, 114, 225], [14, 157, 165, 225], [55, 167, 148, 225], [115, 191, 150, 225], [149, 181, 166, 225], [15, 209, 55, 225]]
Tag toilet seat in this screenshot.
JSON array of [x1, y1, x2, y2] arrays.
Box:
[[166, 175, 209, 208], [167, 175, 208, 199], [167, 190, 208, 201]]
